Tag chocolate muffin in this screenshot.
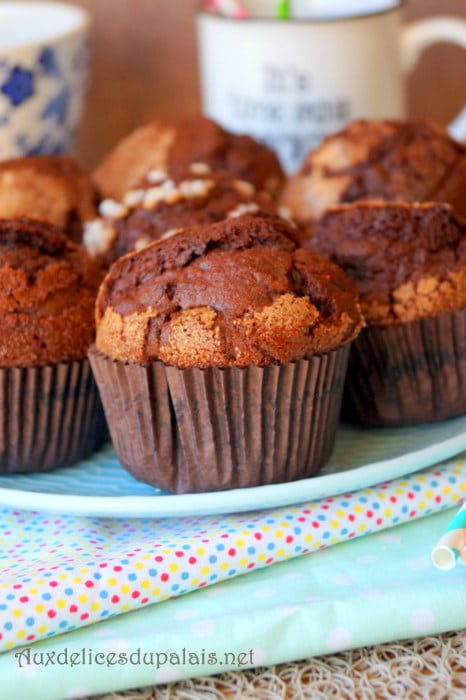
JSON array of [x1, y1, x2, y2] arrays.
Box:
[[310, 201, 466, 425], [84, 168, 297, 266], [280, 119, 466, 237], [89, 214, 362, 493], [92, 115, 285, 202], [0, 155, 98, 242], [0, 218, 106, 472]]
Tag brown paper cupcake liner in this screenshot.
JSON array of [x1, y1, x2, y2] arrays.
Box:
[[88, 345, 350, 494], [343, 308, 466, 426], [0, 359, 107, 474]]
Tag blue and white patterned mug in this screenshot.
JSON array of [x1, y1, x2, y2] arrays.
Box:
[[0, 1, 91, 160]]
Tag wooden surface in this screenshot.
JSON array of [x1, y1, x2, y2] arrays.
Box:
[[30, 0, 466, 168]]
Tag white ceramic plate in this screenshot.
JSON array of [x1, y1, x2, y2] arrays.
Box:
[[0, 416, 466, 517]]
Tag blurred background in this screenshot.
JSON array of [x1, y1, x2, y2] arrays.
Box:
[[18, 0, 465, 168]]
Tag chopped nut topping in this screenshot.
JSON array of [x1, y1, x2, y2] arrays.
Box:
[[179, 178, 214, 198], [98, 199, 128, 219], [233, 180, 255, 197], [134, 236, 152, 251], [146, 169, 168, 184], [83, 219, 116, 257], [228, 202, 260, 218], [143, 180, 182, 208], [188, 162, 211, 175], [123, 189, 145, 208]]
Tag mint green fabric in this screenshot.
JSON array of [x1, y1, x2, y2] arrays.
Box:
[[3, 509, 464, 700]]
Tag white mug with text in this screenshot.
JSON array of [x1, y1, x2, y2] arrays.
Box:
[[197, 0, 466, 172]]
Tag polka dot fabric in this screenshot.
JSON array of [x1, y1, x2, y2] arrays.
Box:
[[0, 457, 465, 651]]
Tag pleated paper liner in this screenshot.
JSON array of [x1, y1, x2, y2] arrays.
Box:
[[88, 345, 350, 494], [343, 307, 466, 427], [0, 359, 107, 473]]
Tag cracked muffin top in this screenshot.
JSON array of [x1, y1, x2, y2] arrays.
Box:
[[308, 201, 466, 325], [0, 155, 98, 242], [84, 169, 294, 267], [92, 115, 285, 202], [0, 218, 102, 367], [95, 214, 362, 368], [280, 119, 466, 236]]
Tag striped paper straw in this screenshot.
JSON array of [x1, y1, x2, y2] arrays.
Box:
[[202, 0, 249, 18], [275, 1, 290, 18], [202, 0, 289, 19], [431, 502, 466, 570]]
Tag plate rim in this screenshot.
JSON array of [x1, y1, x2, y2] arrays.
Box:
[[0, 424, 466, 517]]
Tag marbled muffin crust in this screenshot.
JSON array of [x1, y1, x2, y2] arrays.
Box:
[[0, 218, 102, 367], [0, 155, 98, 242], [96, 214, 362, 368], [84, 169, 291, 266], [309, 201, 466, 325], [280, 119, 466, 235], [92, 115, 285, 202]]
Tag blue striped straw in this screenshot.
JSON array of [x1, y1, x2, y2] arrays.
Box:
[[431, 502, 466, 570]]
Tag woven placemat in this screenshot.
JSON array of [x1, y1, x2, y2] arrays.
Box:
[[87, 630, 466, 699]]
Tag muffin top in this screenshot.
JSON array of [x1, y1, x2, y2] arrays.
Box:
[[92, 115, 285, 202], [309, 201, 466, 325], [96, 214, 362, 368], [84, 168, 291, 267], [280, 119, 466, 234], [0, 218, 102, 367], [0, 155, 98, 242]]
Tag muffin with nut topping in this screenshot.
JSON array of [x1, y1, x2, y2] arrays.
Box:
[[0, 155, 98, 242], [84, 168, 293, 266], [0, 218, 106, 472], [309, 201, 466, 425], [281, 119, 466, 238], [89, 213, 362, 493], [92, 115, 285, 202]]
